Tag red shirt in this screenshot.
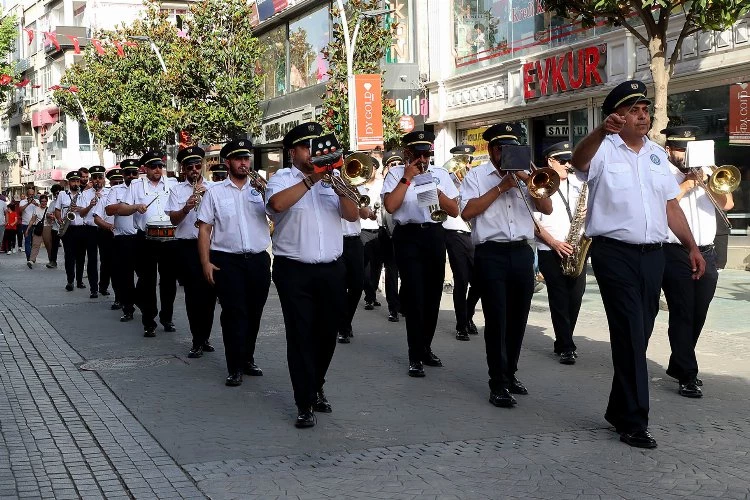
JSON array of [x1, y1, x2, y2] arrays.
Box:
[[5, 210, 18, 230]]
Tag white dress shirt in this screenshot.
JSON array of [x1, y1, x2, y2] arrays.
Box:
[[342, 218, 361, 236], [197, 177, 270, 254], [92, 187, 113, 225], [104, 184, 136, 236], [585, 134, 680, 244], [265, 166, 345, 263], [54, 191, 85, 227], [535, 173, 586, 251], [666, 163, 716, 246], [381, 165, 459, 225], [165, 179, 214, 240], [123, 177, 176, 231], [78, 187, 108, 226], [360, 179, 382, 231], [19, 199, 36, 225], [460, 162, 535, 245]]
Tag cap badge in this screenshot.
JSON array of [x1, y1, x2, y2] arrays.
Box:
[[564, 144, 570, 149], [308, 124, 315, 131], [631, 83, 639, 90], [239, 141, 245, 146], [418, 133, 424, 139], [505, 125, 512, 131], [683, 130, 691, 137]]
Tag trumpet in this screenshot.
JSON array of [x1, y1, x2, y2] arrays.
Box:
[[322, 153, 373, 208], [689, 165, 739, 228], [248, 169, 267, 196], [191, 180, 206, 228]]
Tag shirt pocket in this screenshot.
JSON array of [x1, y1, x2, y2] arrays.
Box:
[[218, 198, 236, 217], [606, 163, 633, 190], [319, 189, 340, 211]]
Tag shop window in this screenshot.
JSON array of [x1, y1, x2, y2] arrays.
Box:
[[259, 26, 287, 99], [385, 0, 413, 63], [289, 7, 330, 92]]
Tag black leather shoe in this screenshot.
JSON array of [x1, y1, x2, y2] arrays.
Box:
[[388, 312, 400, 322], [489, 389, 517, 408], [202, 341, 215, 352], [89, 292, 98, 299], [364, 302, 375, 310], [508, 377, 528, 395], [467, 319, 479, 335], [314, 390, 332, 413], [337, 333, 350, 344], [696, 377, 703, 387], [455, 329, 470, 341], [99, 290, 110, 296], [120, 312, 134, 322], [372, 300, 382, 307], [110, 301, 122, 310], [225, 372, 242, 387], [559, 351, 576, 365], [678, 380, 703, 398], [619, 429, 657, 449], [243, 362, 263, 376], [187, 346, 203, 359], [76, 282, 86, 289], [295, 408, 316, 428], [65, 283, 74, 292], [408, 361, 425, 377], [162, 322, 176, 332], [422, 350, 443, 367], [143, 326, 156, 338]]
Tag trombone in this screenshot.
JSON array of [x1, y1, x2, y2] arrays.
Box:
[[689, 165, 739, 228], [509, 161, 560, 233], [323, 152, 373, 208]]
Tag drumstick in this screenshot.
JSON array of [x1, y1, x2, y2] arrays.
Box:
[[144, 194, 160, 209]]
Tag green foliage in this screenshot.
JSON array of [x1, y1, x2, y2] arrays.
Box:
[[321, 0, 403, 151], [0, 12, 18, 106]]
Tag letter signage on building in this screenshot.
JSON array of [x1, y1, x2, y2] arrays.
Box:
[[387, 90, 429, 133], [355, 74, 384, 150], [729, 83, 750, 145], [523, 44, 607, 100]]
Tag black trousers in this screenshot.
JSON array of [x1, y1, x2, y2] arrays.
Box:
[[475, 241, 534, 392], [96, 228, 113, 295], [178, 240, 218, 349], [590, 237, 664, 434], [80, 226, 99, 292], [361, 229, 381, 303], [49, 229, 60, 264], [375, 227, 400, 314], [393, 223, 445, 362], [662, 244, 718, 383], [273, 256, 345, 409], [537, 250, 587, 353], [340, 236, 364, 335], [213, 250, 270, 374], [445, 229, 481, 331], [134, 233, 178, 328], [61, 226, 86, 285], [113, 234, 137, 314], [713, 233, 728, 269]]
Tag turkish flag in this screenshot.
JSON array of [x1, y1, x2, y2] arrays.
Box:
[[65, 35, 81, 54], [43, 32, 61, 51], [0, 75, 12, 86], [90, 39, 106, 56], [24, 29, 34, 45], [15, 79, 31, 88]]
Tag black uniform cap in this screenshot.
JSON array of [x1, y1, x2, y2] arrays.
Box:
[[402, 130, 435, 152], [482, 123, 521, 146], [602, 80, 651, 115], [139, 151, 166, 168], [106, 168, 123, 180], [177, 146, 205, 165], [543, 141, 572, 160], [89, 165, 106, 175], [450, 144, 476, 155], [659, 125, 700, 148], [283, 122, 324, 149], [210, 164, 228, 173], [383, 149, 404, 166], [220, 140, 252, 159], [120, 159, 140, 171], [66, 171, 81, 181]]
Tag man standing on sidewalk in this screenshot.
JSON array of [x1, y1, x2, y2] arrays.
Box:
[[571, 80, 705, 449], [77, 166, 107, 299], [18, 187, 38, 262]]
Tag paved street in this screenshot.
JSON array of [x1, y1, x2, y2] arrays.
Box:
[[1, 250, 749, 499]]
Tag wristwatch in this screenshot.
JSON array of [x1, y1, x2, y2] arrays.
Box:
[[400, 177, 410, 186]]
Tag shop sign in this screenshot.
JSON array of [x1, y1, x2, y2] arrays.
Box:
[[260, 106, 313, 144], [463, 126, 489, 159], [388, 90, 429, 132], [399, 115, 415, 133], [545, 124, 588, 137], [729, 83, 750, 145], [523, 44, 607, 100], [355, 74, 384, 150]]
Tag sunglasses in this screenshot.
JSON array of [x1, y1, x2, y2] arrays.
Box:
[[183, 164, 203, 170], [146, 163, 164, 169]]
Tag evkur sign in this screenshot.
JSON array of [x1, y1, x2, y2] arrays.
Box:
[[523, 44, 607, 100]]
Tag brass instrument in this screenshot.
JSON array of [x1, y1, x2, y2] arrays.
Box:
[[443, 155, 473, 183], [510, 161, 560, 233], [248, 169, 267, 196], [323, 153, 373, 208], [415, 159, 448, 222], [690, 165, 739, 228], [561, 182, 592, 277], [191, 180, 206, 228], [58, 192, 80, 237]]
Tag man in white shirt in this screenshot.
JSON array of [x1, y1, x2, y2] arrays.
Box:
[[167, 146, 217, 360], [572, 80, 705, 449], [534, 141, 587, 365], [54, 171, 87, 291], [266, 123, 359, 428], [660, 126, 732, 399], [77, 166, 108, 298], [119, 151, 178, 337], [93, 168, 121, 308], [19, 187, 38, 260], [460, 123, 552, 408]]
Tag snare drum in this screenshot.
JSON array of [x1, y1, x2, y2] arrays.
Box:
[[145, 221, 176, 241]]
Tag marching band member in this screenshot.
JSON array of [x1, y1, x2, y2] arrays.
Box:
[[167, 146, 217, 359], [534, 141, 587, 365], [572, 81, 704, 448], [378, 150, 403, 322], [198, 140, 270, 386], [210, 164, 228, 183], [460, 123, 552, 408], [78, 166, 108, 299], [266, 122, 359, 428], [54, 171, 86, 291], [443, 145, 480, 342], [660, 125, 732, 398], [119, 151, 179, 337], [360, 159, 383, 312], [93, 168, 123, 309], [105, 160, 140, 322], [382, 131, 459, 377]]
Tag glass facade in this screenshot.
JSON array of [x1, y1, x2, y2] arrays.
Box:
[[260, 26, 288, 99], [289, 7, 331, 92]]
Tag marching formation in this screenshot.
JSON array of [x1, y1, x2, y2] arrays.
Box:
[[45, 81, 733, 445]]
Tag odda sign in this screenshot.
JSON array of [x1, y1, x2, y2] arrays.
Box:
[[523, 44, 607, 100]]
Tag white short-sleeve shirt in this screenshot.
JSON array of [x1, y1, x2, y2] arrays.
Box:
[[381, 165, 459, 225], [535, 173, 587, 251], [123, 176, 176, 231], [53, 191, 85, 227], [666, 164, 716, 246], [19, 199, 36, 225], [165, 179, 214, 240], [104, 184, 137, 236], [584, 134, 680, 244], [360, 179, 382, 231], [459, 162, 536, 245], [78, 187, 108, 226]]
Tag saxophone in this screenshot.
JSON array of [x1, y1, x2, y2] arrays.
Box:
[[58, 192, 80, 237], [561, 182, 591, 277]]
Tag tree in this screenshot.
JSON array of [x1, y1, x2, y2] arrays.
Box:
[[0, 12, 19, 107], [541, 0, 750, 140], [322, 0, 403, 151]]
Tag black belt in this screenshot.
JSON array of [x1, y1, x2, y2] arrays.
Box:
[[479, 239, 528, 249], [666, 242, 714, 253], [447, 229, 470, 235], [594, 236, 662, 253], [212, 249, 265, 259], [361, 229, 379, 233], [344, 235, 360, 239], [399, 222, 441, 229]]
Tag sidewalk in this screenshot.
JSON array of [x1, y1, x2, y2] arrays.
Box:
[[1, 250, 749, 499]]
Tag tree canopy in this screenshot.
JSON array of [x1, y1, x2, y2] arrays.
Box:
[[0, 11, 19, 107]]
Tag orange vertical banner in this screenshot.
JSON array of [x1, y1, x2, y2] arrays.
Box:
[[354, 74, 384, 151]]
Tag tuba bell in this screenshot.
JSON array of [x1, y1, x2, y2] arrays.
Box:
[[443, 156, 473, 183]]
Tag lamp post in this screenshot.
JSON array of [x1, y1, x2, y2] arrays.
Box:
[[335, 2, 393, 151], [59, 85, 93, 149]]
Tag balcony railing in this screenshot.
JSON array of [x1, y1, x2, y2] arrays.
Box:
[[17, 136, 33, 154]]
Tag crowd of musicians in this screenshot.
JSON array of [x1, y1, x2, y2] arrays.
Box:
[[39, 80, 733, 445]]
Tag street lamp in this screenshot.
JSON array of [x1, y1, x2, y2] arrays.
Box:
[[128, 35, 168, 74], [335, 2, 394, 151], [59, 85, 94, 150]]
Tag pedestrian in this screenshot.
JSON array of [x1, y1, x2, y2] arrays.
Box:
[[571, 80, 705, 449], [18, 187, 38, 261], [376, 151, 403, 322], [3, 201, 18, 254], [24, 194, 51, 268], [337, 197, 370, 344], [0, 194, 6, 253], [382, 131, 459, 378], [266, 122, 359, 428]]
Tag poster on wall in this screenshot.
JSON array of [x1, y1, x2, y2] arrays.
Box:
[[355, 74, 384, 150], [462, 126, 489, 162], [729, 83, 750, 145]]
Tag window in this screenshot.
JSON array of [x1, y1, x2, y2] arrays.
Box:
[[38, 66, 53, 93], [288, 7, 330, 92], [259, 26, 287, 99]]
